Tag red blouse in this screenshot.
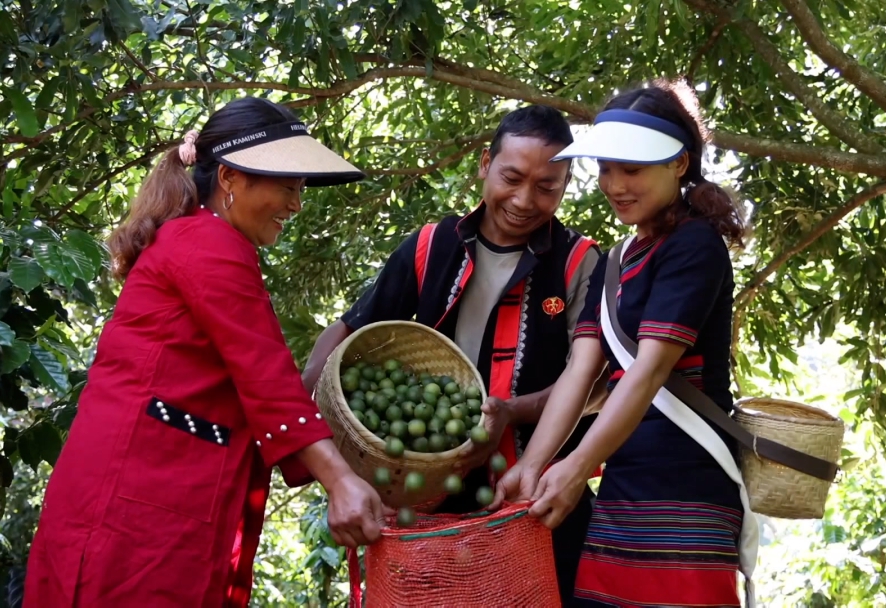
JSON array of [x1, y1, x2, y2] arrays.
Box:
[[24, 208, 333, 607]]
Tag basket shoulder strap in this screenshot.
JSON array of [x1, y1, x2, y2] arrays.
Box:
[[414, 223, 438, 296], [564, 236, 597, 287], [603, 241, 839, 483]]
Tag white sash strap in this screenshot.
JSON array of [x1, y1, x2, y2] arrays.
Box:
[[599, 236, 758, 607]]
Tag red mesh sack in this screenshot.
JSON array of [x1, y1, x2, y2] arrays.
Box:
[[349, 503, 561, 608]]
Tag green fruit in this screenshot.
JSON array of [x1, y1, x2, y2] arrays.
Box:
[[395, 383, 410, 396], [490, 452, 508, 474], [445, 419, 466, 437], [411, 437, 429, 452], [359, 379, 372, 392], [444, 381, 460, 396], [385, 405, 403, 422], [389, 420, 408, 438], [435, 406, 452, 423], [437, 396, 451, 410], [385, 436, 405, 457], [471, 414, 481, 427], [381, 387, 398, 400], [406, 385, 423, 403], [379, 378, 395, 390], [348, 398, 366, 412], [374, 467, 392, 486], [422, 391, 439, 407], [375, 431, 387, 440], [439, 376, 454, 389], [351, 390, 365, 401], [379, 421, 390, 435], [372, 395, 390, 413], [444, 474, 463, 494], [424, 383, 442, 397], [404, 471, 425, 492], [365, 411, 380, 431], [476, 486, 494, 506], [353, 410, 366, 424], [355, 361, 368, 370], [390, 370, 407, 385], [407, 375, 420, 387], [465, 386, 482, 400], [428, 433, 448, 452], [341, 375, 360, 392], [466, 399, 482, 416], [449, 392, 465, 405], [384, 359, 401, 373], [401, 401, 415, 418], [361, 366, 377, 381], [450, 405, 467, 420], [407, 419, 427, 437], [428, 418, 445, 434], [470, 425, 489, 444], [375, 370, 386, 383], [397, 507, 416, 527], [364, 391, 377, 405], [369, 382, 379, 391], [448, 435, 462, 449], [414, 404, 434, 422]]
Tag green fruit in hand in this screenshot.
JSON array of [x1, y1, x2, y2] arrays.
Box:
[[445, 419, 466, 437], [365, 411, 380, 431], [428, 417, 445, 434], [374, 467, 392, 486], [444, 381, 459, 396], [465, 386, 482, 400], [407, 419, 427, 437], [422, 392, 439, 407], [385, 436, 405, 457], [414, 403, 434, 422], [404, 471, 425, 491], [428, 433, 448, 452], [450, 405, 467, 420], [397, 507, 416, 526], [389, 420, 408, 438], [490, 452, 508, 474], [385, 405, 403, 422], [390, 370, 407, 385], [476, 486, 494, 506], [348, 398, 366, 412], [361, 366, 377, 381], [384, 359, 401, 373], [470, 425, 489, 444], [401, 401, 416, 418], [411, 437, 429, 452], [444, 474, 463, 494]]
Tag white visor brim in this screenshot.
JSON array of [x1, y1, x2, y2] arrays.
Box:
[[551, 121, 686, 165]]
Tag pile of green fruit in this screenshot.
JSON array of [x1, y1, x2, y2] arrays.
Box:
[[341, 359, 489, 452], [340, 359, 509, 526]]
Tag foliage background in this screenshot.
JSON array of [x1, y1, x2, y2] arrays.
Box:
[[1, 0, 885, 605]]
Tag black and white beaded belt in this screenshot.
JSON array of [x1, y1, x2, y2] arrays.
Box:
[[146, 397, 231, 446]]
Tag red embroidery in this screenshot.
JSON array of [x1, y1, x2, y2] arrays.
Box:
[[542, 296, 565, 318]]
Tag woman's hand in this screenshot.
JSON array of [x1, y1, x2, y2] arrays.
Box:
[[489, 460, 543, 510], [527, 455, 592, 529], [325, 472, 392, 547]]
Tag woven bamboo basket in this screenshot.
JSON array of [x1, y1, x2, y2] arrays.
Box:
[[315, 321, 488, 508], [734, 397, 844, 519]]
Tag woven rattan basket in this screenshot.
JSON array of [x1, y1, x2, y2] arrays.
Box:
[[316, 321, 488, 508], [734, 397, 844, 519]]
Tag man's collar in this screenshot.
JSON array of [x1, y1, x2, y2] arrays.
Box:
[[456, 201, 554, 255]]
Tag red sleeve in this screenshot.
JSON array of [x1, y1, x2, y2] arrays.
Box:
[[167, 216, 332, 485]]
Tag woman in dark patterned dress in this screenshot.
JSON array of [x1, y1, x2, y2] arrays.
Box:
[[493, 80, 759, 607]]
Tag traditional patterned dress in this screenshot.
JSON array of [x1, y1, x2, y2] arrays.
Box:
[[572, 218, 743, 607]]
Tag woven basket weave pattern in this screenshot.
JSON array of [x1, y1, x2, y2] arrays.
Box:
[[734, 398, 844, 519], [316, 321, 488, 508], [364, 504, 561, 608]]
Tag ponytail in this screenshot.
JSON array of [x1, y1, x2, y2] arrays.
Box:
[[685, 176, 745, 249], [108, 148, 198, 279]]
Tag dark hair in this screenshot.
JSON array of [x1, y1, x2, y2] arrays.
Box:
[[488, 105, 574, 159], [109, 97, 297, 279], [603, 79, 745, 248]]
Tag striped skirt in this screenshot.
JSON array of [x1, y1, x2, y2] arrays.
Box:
[[573, 412, 743, 607]]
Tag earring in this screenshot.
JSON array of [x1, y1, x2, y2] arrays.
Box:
[[223, 191, 234, 210]]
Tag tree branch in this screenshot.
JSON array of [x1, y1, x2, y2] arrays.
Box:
[[686, 19, 728, 86], [734, 179, 886, 312], [364, 138, 485, 176], [683, 0, 884, 154], [779, 0, 886, 111], [117, 41, 159, 82]]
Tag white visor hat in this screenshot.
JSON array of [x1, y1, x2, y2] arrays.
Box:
[[551, 109, 693, 165]]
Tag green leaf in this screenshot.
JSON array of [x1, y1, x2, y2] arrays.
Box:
[[29, 343, 71, 393], [2, 340, 33, 374], [4, 87, 39, 138], [32, 423, 64, 467], [8, 256, 45, 293], [0, 321, 14, 346], [65, 229, 105, 276]]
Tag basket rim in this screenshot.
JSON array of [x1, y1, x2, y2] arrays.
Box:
[[734, 397, 843, 427], [329, 320, 489, 462]]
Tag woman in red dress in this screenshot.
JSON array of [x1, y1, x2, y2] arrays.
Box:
[[24, 97, 385, 608]]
